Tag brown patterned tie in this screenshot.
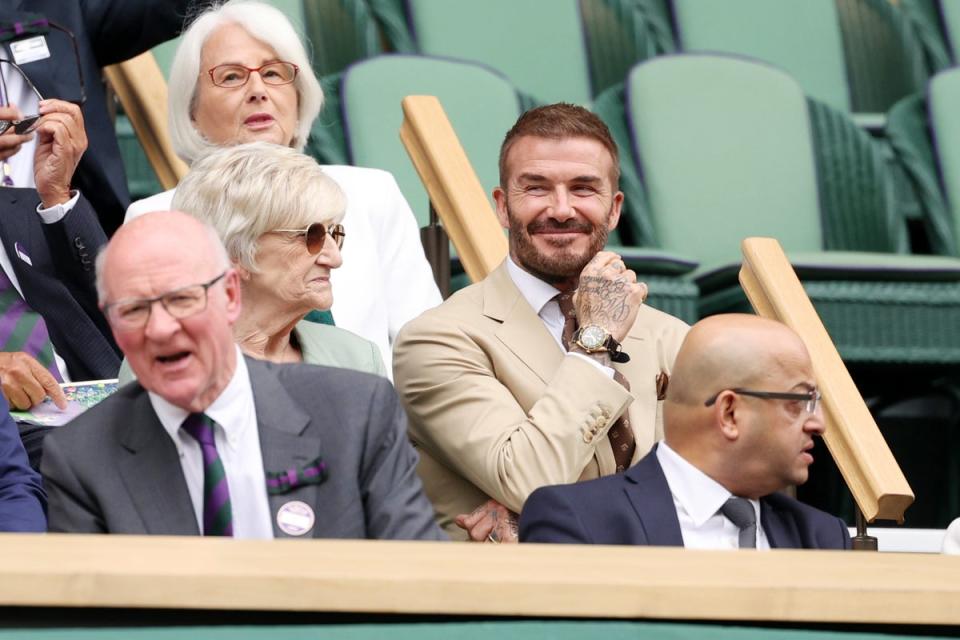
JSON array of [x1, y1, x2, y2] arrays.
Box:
[[556, 292, 635, 471]]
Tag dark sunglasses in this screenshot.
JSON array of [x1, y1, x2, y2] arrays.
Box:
[[273, 222, 345, 254]]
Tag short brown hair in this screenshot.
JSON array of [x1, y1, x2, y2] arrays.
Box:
[[498, 103, 620, 186]]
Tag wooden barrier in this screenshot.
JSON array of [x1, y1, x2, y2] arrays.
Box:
[[739, 238, 914, 523], [104, 52, 188, 190], [400, 95, 508, 282], [0, 534, 957, 626]]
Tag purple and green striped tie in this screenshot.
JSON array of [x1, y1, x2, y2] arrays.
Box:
[[181, 413, 233, 537], [0, 269, 62, 382]]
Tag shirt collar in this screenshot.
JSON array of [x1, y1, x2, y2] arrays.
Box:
[[505, 256, 563, 316], [657, 441, 740, 527], [151, 346, 252, 451]]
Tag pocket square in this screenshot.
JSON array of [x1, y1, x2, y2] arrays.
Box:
[[265, 456, 328, 495], [14, 242, 32, 266], [656, 371, 669, 401]]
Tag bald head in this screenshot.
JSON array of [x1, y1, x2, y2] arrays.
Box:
[[97, 211, 241, 413], [666, 314, 811, 408], [662, 314, 824, 497], [96, 211, 229, 304]]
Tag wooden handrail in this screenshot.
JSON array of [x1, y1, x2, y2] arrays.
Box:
[[104, 52, 188, 190], [739, 237, 914, 522], [400, 95, 508, 282], [1, 534, 957, 625]]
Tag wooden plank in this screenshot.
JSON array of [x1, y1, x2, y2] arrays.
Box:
[[0, 534, 956, 625], [400, 95, 508, 282], [104, 52, 188, 190], [739, 237, 914, 522]]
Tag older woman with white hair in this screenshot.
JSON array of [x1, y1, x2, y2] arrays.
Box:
[[168, 141, 386, 375], [125, 0, 440, 374]]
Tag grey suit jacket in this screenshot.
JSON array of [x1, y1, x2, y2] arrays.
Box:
[[41, 357, 445, 540]]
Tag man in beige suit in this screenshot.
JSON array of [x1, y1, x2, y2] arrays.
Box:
[[393, 103, 689, 541]]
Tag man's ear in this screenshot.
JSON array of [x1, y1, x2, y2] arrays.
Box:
[[222, 268, 243, 323], [608, 190, 624, 231], [493, 186, 510, 230], [714, 390, 741, 442]]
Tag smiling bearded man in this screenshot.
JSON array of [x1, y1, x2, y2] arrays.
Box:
[[393, 103, 690, 541]]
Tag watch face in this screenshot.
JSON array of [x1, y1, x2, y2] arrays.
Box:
[[580, 325, 607, 350]]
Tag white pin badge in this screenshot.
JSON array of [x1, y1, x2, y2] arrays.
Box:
[[276, 500, 315, 536]]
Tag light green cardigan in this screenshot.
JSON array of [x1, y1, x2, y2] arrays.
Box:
[[117, 320, 387, 385]]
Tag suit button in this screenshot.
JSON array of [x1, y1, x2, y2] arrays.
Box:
[[583, 431, 593, 443]]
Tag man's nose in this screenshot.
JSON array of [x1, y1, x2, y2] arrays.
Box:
[[549, 187, 575, 220], [805, 406, 826, 436], [143, 300, 180, 340]]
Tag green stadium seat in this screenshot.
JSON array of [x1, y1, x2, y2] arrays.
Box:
[[405, 0, 593, 105], [929, 65, 960, 252], [671, 0, 852, 112], [578, 0, 676, 96], [626, 54, 960, 363], [301, 0, 415, 77]]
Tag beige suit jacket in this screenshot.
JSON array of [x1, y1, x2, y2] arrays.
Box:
[[393, 261, 689, 539]]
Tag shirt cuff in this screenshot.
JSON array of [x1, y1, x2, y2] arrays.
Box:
[[36, 190, 79, 224], [567, 351, 616, 378]]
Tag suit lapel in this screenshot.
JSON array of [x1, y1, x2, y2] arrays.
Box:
[[623, 448, 685, 546], [246, 358, 321, 538], [117, 390, 199, 535], [760, 498, 800, 549], [484, 263, 564, 385]]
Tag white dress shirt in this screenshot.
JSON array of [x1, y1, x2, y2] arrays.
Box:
[[125, 164, 442, 378], [1, 50, 40, 189], [505, 256, 613, 377], [149, 348, 273, 539], [657, 441, 770, 550]]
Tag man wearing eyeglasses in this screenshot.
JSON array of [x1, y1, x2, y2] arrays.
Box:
[[520, 314, 851, 550], [40, 211, 445, 540]]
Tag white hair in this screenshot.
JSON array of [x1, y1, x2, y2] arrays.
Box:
[[167, 0, 323, 164], [172, 141, 346, 273]]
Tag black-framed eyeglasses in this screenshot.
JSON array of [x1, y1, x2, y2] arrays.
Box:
[[103, 272, 227, 330], [207, 61, 299, 88], [0, 58, 44, 135], [273, 222, 345, 254], [704, 387, 821, 416]]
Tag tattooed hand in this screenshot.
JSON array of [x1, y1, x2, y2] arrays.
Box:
[[454, 498, 519, 543], [574, 251, 648, 343]]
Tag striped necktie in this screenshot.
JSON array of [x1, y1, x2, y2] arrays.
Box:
[[0, 269, 62, 381], [181, 413, 234, 537], [556, 292, 635, 471]]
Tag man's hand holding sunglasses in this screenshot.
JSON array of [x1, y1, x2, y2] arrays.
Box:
[[0, 104, 34, 162], [33, 99, 87, 209]]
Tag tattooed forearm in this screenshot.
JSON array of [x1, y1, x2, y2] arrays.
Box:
[[577, 275, 631, 323]]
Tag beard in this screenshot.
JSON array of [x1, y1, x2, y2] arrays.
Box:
[[507, 204, 611, 285]]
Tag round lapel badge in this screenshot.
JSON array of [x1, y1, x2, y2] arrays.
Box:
[[276, 500, 315, 537]]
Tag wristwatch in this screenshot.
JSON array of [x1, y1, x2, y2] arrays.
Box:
[[572, 325, 631, 363]]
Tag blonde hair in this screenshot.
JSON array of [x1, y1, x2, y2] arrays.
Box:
[[172, 142, 346, 273]]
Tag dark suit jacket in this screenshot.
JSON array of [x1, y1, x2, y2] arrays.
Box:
[[0, 393, 45, 531], [0, 188, 120, 380], [42, 357, 446, 540], [520, 446, 852, 550], [1, 0, 193, 234]]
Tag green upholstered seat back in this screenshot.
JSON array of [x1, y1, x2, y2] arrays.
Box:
[[341, 55, 521, 226], [671, 0, 851, 112], [406, 0, 593, 105], [941, 0, 960, 59], [929, 66, 960, 254], [626, 55, 823, 269]]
